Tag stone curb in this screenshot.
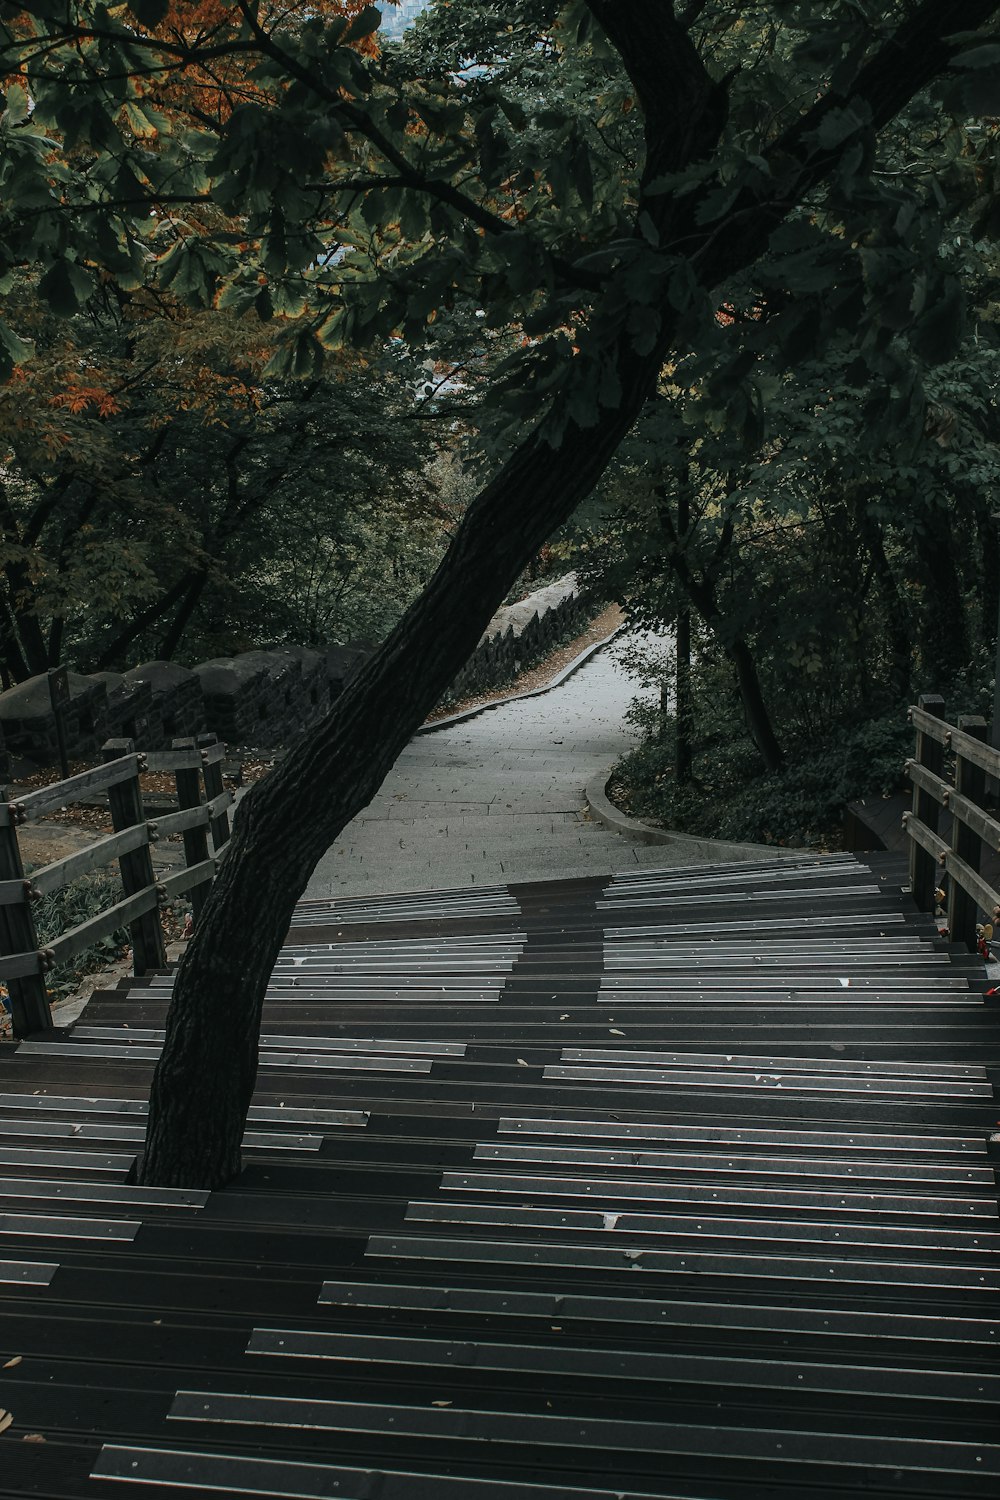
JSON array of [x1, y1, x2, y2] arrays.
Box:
[[417, 624, 623, 736], [584, 764, 799, 860]]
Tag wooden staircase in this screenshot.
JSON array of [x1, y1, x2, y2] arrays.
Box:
[[0, 851, 997, 1498]]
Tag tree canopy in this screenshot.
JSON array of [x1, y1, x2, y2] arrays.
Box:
[[2, 0, 1000, 1185]]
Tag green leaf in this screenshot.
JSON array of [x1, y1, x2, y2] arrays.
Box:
[[0, 317, 34, 380], [816, 106, 865, 151], [343, 5, 383, 43], [910, 276, 966, 365], [37, 259, 94, 317], [129, 0, 170, 27], [951, 43, 1000, 68], [2, 83, 30, 126]]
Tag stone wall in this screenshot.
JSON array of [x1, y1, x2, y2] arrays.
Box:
[[0, 575, 596, 766], [445, 574, 596, 703]]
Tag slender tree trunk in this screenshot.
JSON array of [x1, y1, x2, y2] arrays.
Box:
[[92, 573, 203, 669], [158, 572, 209, 660], [849, 491, 911, 700], [915, 508, 969, 683], [674, 487, 694, 784], [728, 638, 784, 774], [866, 517, 912, 699], [675, 606, 694, 783]]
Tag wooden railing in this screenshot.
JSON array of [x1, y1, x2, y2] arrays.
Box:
[[0, 735, 233, 1037], [904, 694, 1000, 951]]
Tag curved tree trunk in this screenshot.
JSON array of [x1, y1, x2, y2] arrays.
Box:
[[137, 0, 999, 1188], [139, 335, 674, 1187]]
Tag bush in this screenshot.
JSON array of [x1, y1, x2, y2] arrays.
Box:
[[31, 871, 130, 1000], [612, 708, 913, 849]]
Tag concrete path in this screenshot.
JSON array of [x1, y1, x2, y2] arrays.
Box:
[[306, 638, 780, 898]]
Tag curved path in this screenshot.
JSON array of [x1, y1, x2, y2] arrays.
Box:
[[306, 638, 778, 898]]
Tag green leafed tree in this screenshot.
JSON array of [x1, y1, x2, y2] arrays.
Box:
[[2, 0, 1000, 1184]]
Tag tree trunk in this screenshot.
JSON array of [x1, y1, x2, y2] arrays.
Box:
[[158, 571, 209, 660], [675, 605, 694, 783], [139, 338, 670, 1188], [915, 507, 969, 684], [674, 487, 694, 785], [728, 637, 784, 774], [92, 573, 204, 670]]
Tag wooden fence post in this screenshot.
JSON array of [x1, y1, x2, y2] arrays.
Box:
[[909, 693, 946, 913], [172, 738, 213, 923], [0, 799, 51, 1035], [197, 733, 231, 852], [949, 715, 988, 951], [102, 739, 166, 975]]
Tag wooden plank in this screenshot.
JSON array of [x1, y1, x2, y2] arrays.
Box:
[[148, 805, 210, 839], [900, 811, 948, 863], [949, 716, 989, 952], [15, 756, 138, 822], [0, 878, 29, 907], [947, 720, 1000, 778], [142, 742, 225, 773], [207, 789, 232, 822], [0, 948, 44, 982], [48, 887, 159, 967], [0, 792, 48, 1033], [199, 734, 231, 850], [141, 749, 204, 772], [945, 788, 1000, 852], [30, 826, 149, 897], [173, 737, 211, 922], [908, 694, 946, 912], [145, 792, 232, 839], [103, 740, 166, 975], [160, 860, 216, 900], [908, 704, 952, 746], [904, 759, 950, 805], [943, 848, 1000, 925]]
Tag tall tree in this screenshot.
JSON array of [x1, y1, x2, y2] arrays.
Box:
[[3, 1, 999, 1184]]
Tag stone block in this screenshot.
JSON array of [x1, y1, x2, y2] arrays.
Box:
[[124, 660, 205, 747], [0, 672, 109, 764]]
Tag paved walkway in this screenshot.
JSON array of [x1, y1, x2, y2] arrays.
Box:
[[306, 638, 778, 898]]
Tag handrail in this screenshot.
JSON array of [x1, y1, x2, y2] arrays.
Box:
[[11, 755, 140, 822], [903, 698, 1000, 951], [0, 735, 234, 1036]]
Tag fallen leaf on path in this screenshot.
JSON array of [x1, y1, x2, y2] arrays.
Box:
[[3, 1357, 22, 1369], [22, 1433, 45, 1442], [0, 1411, 11, 1434], [431, 1400, 452, 1407]]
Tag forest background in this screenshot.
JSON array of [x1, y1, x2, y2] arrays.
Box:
[[3, 0, 999, 854]]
